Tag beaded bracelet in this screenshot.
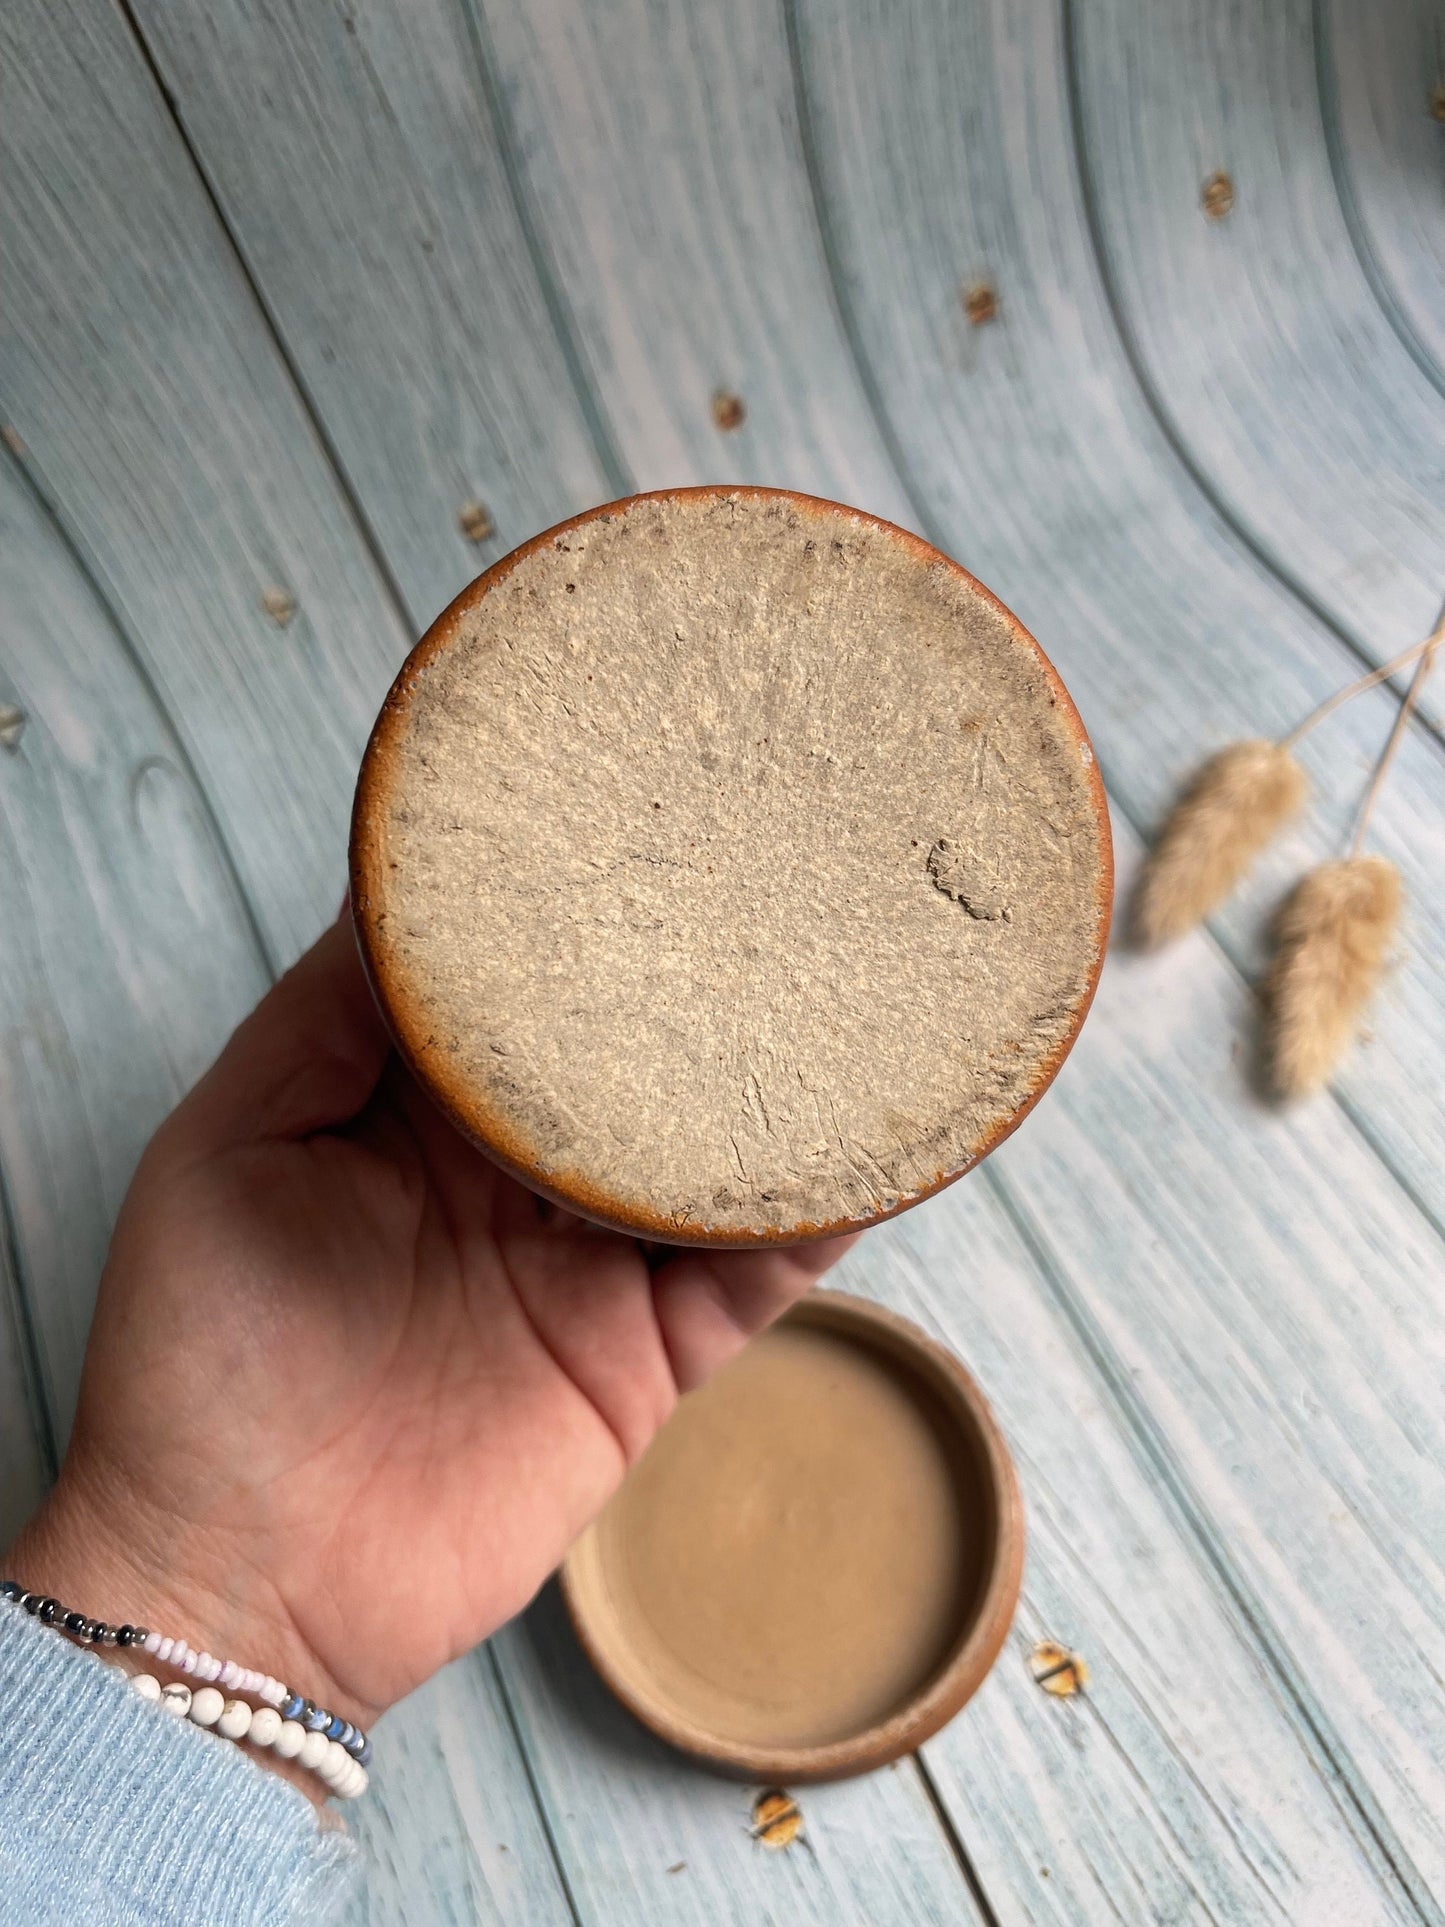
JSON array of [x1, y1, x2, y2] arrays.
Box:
[[129, 1672, 367, 1800], [1, 1581, 372, 1787]]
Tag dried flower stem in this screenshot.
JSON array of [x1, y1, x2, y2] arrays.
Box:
[[1280, 613, 1444, 750], [1348, 632, 1439, 857]]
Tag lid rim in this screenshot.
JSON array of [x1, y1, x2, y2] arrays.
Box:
[[559, 1287, 1026, 1782]]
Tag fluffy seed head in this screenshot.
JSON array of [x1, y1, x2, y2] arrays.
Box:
[[1134, 740, 1307, 948], [1266, 856, 1400, 1099]]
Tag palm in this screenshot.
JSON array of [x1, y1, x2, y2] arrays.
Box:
[[63, 918, 854, 1726]]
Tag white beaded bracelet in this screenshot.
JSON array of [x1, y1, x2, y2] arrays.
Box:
[[2, 1583, 371, 1773], [129, 1673, 369, 1801]]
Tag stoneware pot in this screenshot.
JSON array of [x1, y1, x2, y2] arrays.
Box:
[[562, 1289, 1025, 1781], [351, 486, 1111, 1247]]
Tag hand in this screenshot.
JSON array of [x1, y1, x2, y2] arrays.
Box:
[[8, 912, 856, 1777]]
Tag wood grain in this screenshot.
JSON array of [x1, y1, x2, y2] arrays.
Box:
[[785, 0, 1445, 1216], [124, 0, 618, 631], [5, 0, 1445, 1919], [1, 0, 411, 962], [348, 1655, 574, 1926], [984, 828, 1445, 1913], [1069, 0, 1445, 699], [126, 0, 918, 547], [0, 449, 268, 1443], [1318, 0, 1445, 388], [468, 0, 914, 521], [493, 1589, 992, 1927], [857, 1189, 1421, 1926]]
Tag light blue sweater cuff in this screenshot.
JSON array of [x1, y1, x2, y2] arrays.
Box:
[[0, 1602, 361, 1925]]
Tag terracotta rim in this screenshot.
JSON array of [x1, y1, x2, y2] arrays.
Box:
[[350, 486, 1114, 1248], [559, 1288, 1025, 1782]]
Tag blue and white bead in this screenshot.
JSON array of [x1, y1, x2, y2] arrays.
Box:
[[2, 1580, 371, 1794]]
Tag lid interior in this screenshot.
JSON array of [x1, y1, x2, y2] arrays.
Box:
[[563, 1293, 1010, 1766]]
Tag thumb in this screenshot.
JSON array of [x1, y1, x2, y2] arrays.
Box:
[[650, 1233, 861, 1394], [173, 912, 391, 1152]]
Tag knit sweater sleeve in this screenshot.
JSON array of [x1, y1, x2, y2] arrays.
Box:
[[0, 1603, 362, 1926]]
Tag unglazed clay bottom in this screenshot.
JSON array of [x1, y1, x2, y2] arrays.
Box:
[[353, 489, 1108, 1240], [572, 1316, 988, 1751]]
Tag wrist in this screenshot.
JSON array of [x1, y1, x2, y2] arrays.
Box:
[[7, 1464, 373, 1809]]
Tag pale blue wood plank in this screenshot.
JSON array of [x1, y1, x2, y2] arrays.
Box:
[[847, 1196, 1420, 1927], [0, 450, 269, 1441], [0, 10, 576, 1914], [126, 0, 917, 576], [1319, 0, 1445, 388], [469, 0, 915, 523], [347, 1655, 578, 1927], [1, 0, 412, 962], [124, 0, 618, 631], [493, 1590, 989, 1927], [785, 0, 1445, 1219], [1069, 0, 1445, 701], [981, 825, 1445, 1913]]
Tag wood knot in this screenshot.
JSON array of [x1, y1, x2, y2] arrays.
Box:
[[1201, 171, 1234, 219], [1029, 1640, 1089, 1697], [750, 1789, 803, 1850], [0, 704, 26, 752], [458, 500, 495, 543], [260, 586, 297, 627], [963, 282, 998, 325], [712, 390, 746, 432]]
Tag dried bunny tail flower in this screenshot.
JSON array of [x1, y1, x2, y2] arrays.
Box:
[[1133, 740, 1307, 948], [1266, 857, 1401, 1099]]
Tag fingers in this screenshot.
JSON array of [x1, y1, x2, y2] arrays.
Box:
[[174, 912, 391, 1152], [649, 1232, 861, 1394]]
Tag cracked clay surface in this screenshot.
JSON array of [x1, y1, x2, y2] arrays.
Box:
[[363, 492, 1106, 1237]]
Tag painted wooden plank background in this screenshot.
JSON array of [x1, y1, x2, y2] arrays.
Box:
[[1, 0, 409, 963], [0, 2, 603, 1911], [3, 0, 1443, 1921], [867, 1170, 1422, 1927], [0, 445, 267, 1455], [494, 1592, 994, 1927], [1318, 0, 1445, 392], [116, 0, 618, 629], [1070, 0, 1445, 700], [784, 0, 1445, 1216]]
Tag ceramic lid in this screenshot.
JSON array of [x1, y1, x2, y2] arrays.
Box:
[[562, 1289, 1024, 1781]]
